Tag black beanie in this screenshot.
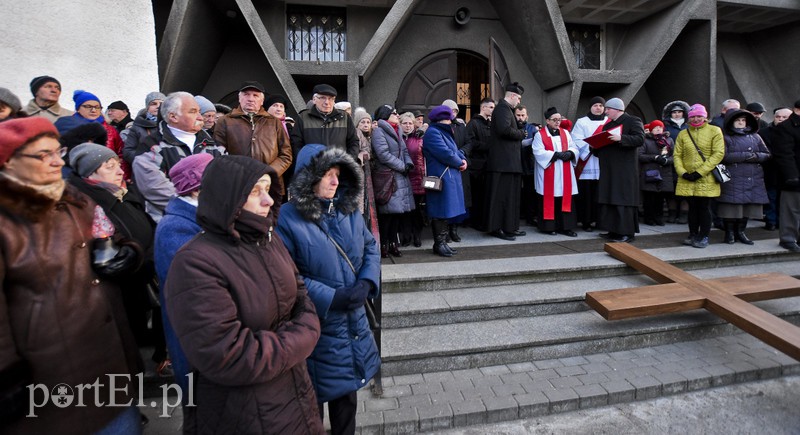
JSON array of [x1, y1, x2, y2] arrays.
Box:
[[264, 94, 288, 109], [30, 76, 61, 97], [589, 96, 605, 106], [544, 107, 559, 120], [374, 104, 395, 121]]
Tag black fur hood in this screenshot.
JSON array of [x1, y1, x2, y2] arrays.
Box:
[[288, 144, 363, 222]]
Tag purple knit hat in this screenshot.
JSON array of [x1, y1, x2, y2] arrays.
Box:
[[169, 153, 213, 195]]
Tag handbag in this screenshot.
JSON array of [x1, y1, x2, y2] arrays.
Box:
[[371, 168, 395, 205], [423, 160, 449, 192], [645, 169, 662, 183], [686, 130, 730, 184]]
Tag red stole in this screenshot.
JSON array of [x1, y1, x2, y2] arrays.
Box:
[[540, 127, 572, 220], [575, 120, 608, 178]]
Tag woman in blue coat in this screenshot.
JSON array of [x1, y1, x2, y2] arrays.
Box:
[[277, 143, 381, 435], [422, 105, 468, 257], [719, 109, 771, 244]]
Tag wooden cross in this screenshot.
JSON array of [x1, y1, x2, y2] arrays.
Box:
[[585, 243, 800, 361]]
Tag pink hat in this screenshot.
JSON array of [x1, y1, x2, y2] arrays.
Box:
[[688, 104, 708, 118], [169, 153, 213, 195]]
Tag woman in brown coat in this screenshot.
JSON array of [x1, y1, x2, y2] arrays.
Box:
[[164, 155, 323, 434]]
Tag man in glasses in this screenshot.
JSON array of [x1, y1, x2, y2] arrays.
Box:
[[290, 83, 360, 161], [24, 75, 74, 122]]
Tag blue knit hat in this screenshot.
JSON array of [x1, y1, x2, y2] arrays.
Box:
[[73, 90, 101, 110]]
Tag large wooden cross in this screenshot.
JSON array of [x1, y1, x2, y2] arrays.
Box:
[[585, 243, 800, 361]]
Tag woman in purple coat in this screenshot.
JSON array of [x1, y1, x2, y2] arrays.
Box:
[[422, 105, 468, 257], [718, 109, 771, 244]]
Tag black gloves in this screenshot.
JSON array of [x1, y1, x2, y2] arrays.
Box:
[[93, 245, 140, 278], [654, 155, 668, 166], [682, 172, 702, 182], [786, 178, 800, 188], [551, 151, 573, 162], [330, 280, 373, 312], [404, 163, 415, 174]]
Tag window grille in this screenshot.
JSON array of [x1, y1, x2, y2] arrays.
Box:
[[287, 6, 346, 61]]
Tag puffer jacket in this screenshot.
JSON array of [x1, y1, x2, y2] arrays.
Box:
[[403, 131, 425, 194], [214, 106, 292, 193], [122, 110, 159, 163], [661, 100, 690, 141], [276, 144, 381, 403], [0, 177, 140, 435], [638, 132, 675, 193], [718, 110, 770, 204], [371, 120, 416, 214], [165, 156, 323, 435], [674, 121, 725, 197]]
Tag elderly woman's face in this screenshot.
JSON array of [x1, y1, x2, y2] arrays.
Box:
[[314, 166, 340, 200], [242, 174, 274, 217], [400, 118, 415, 134], [733, 117, 747, 129], [0, 102, 11, 120], [358, 117, 372, 134], [3, 136, 65, 186], [88, 158, 124, 186], [267, 102, 285, 119], [78, 100, 103, 120]]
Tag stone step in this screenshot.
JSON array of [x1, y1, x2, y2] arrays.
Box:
[[380, 236, 794, 293], [380, 297, 800, 376], [381, 259, 800, 329]]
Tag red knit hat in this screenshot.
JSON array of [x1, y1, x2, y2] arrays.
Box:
[[560, 119, 573, 131], [649, 120, 665, 130], [0, 117, 59, 167]]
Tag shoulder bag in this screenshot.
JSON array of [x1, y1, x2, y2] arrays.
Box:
[[686, 130, 730, 183], [423, 159, 449, 192]]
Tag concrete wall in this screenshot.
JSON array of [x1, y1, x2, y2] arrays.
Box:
[[2, 0, 159, 115]]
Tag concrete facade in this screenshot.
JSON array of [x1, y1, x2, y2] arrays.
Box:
[[4, 1, 799, 124], [2, 0, 159, 116]]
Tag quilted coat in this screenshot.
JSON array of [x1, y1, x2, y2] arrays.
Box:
[[674, 121, 725, 198], [371, 119, 415, 214], [718, 110, 770, 204], [276, 144, 381, 404]]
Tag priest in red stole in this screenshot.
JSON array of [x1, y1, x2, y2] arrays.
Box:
[[531, 107, 580, 236]]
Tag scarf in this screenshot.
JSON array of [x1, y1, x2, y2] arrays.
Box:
[[672, 118, 685, 127], [0, 171, 66, 201], [539, 127, 572, 220], [234, 208, 273, 244], [146, 112, 158, 122], [84, 177, 128, 201], [586, 112, 605, 121]]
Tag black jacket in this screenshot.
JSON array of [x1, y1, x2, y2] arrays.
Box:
[[290, 106, 360, 160], [596, 112, 645, 206], [772, 112, 800, 191], [466, 115, 491, 170], [487, 99, 526, 173]]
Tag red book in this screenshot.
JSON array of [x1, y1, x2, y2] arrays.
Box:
[[584, 126, 622, 149]]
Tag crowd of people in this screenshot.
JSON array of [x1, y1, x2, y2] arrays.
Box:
[[1, 73, 800, 434]]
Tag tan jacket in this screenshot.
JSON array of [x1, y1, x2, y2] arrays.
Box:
[[24, 99, 74, 122]]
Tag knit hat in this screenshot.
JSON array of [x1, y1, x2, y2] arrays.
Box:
[[73, 90, 101, 111], [107, 101, 128, 111], [794, 100, 800, 110], [169, 153, 213, 195], [194, 96, 216, 114], [442, 99, 459, 113], [560, 119, 573, 131], [589, 96, 605, 106], [352, 108, 371, 127], [605, 98, 625, 111], [505, 82, 525, 95], [145, 91, 166, 107], [334, 101, 351, 111], [69, 143, 118, 177], [428, 105, 454, 122], [0, 87, 22, 113], [264, 94, 288, 109], [0, 117, 59, 167], [688, 104, 708, 118], [374, 104, 395, 121], [649, 120, 665, 130], [544, 107, 559, 120], [30, 75, 61, 97]]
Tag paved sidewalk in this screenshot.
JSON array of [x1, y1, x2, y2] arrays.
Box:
[[354, 333, 799, 434]]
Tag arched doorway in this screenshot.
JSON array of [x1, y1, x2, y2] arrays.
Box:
[[396, 50, 493, 121]]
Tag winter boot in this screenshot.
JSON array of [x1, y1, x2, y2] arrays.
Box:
[[380, 242, 389, 258], [736, 218, 754, 245], [723, 220, 735, 244], [448, 224, 462, 242], [389, 242, 403, 257], [665, 208, 678, 224], [431, 219, 453, 257], [676, 210, 688, 224]]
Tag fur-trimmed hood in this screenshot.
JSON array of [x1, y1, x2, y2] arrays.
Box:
[[0, 174, 88, 222], [288, 144, 363, 222], [662, 100, 691, 121]]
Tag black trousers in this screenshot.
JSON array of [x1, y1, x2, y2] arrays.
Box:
[[684, 196, 712, 238], [320, 391, 358, 435]]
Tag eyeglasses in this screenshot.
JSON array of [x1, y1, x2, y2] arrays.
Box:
[[391, 111, 398, 115], [17, 147, 67, 162], [548, 118, 562, 122], [80, 104, 103, 111]]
